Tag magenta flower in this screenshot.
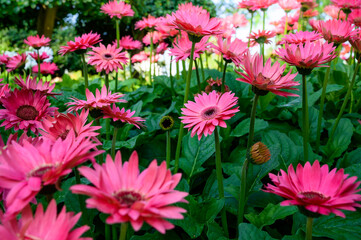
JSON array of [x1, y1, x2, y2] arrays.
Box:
[[32, 62, 59, 75], [324, 5, 346, 20], [70, 151, 188, 234], [101, 0, 134, 19], [14, 75, 60, 97], [350, 31, 361, 55], [249, 30, 276, 46], [102, 104, 145, 129], [6, 53, 26, 72], [135, 15, 161, 30], [315, 19, 357, 44], [58, 32, 102, 55], [114, 35, 142, 50], [28, 51, 50, 61], [331, 0, 361, 10], [24, 35, 51, 49], [180, 91, 239, 140], [131, 51, 148, 63], [213, 36, 247, 65], [264, 160, 361, 217], [0, 53, 10, 65], [278, 0, 300, 12], [169, 34, 211, 62], [349, 9, 361, 27], [279, 31, 321, 45]]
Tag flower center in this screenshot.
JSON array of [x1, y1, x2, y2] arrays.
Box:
[[114, 190, 143, 206], [16, 105, 39, 120], [200, 106, 220, 120], [59, 129, 70, 140], [297, 191, 330, 202], [28, 164, 54, 178], [103, 53, 114, 60]]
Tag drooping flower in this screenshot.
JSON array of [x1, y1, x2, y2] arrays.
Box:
[[101, 0, 134, 19], [212, 36, 247, 65], [169, 34, 211, 62], [88, 43, 128, 74], [0, 132, 101, 219], [32, 62, 59, 75], [0, 200, 91, 240], [324, 5, 346, 20], [70, 151, 188, 234], [235, 52, 299, 97], [315, 19, 357, 45], [14, 75, 60, 97], [0, 89, 56, 133], [249, 30, 276, 46], [114, 35, 142, 50], [349, 9, 361, 27], [135, 15, 161, 30], [276, 41, 338, 75], [24, 35, 51, 49], [102, 104, 145, 129], [278, 0, 301, 12], [264, 160, 361, 217], [67, 85, 126, 113], [0, 83, 10, 101], [205, 78, 230, 93], [279, 31, 321, 45], [180, 91, 239, 140], [58, 32, 102, 56], [6, 53, 26, 72]]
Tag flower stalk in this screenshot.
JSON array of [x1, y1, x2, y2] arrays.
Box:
[[248, 12, 254, 48], [306, 217, 314, 240], [115, 19, 120, 92], [111, 127, 119, 159], [302, 74, 309, 162], [36, 49, 41, 81], [149, 34, 154, 86], [81, 53, 89, 90], [221, 61, 228, 93], [119, 223, 128, 240]]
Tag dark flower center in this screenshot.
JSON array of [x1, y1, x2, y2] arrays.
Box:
[[16, 105, 39, 120], [28, 164, 54, 178], [59, 129, 70, 140], [103, 53, 114, 60], [114, 190, 143, 206], [201, 106, 219, 120]]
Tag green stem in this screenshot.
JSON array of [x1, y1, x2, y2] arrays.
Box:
[[174, 41, 196, 173], [119, 223, 128, 240], [111, 127, 119, 159], [306, 217, 313, 240], [195, 59, 201, 93], [123, 65, 127, 80], [115, 71, 119, 92], [95, 119, 104, 164], [182, 60, 187, 82], [298, 11, 304, 31], [199, 55, 205, 82], [149, 35, 154, 86], [170, 56, 175, 96], [206, 52, 209, 69], [166, 131, 171, 168], [328, 62, 360, 143], [248, 12, 254, 48], [105, 73, 109, 91], [6, 71, 9, 84], [115, 19, 120, 92], [176, 61, 180, 79], [221, 61, 228, 93], [112, 225, 117, 240], [262, 10, 266, 31], [302, 74, 309, 162], [315, 63, 331, 153], [261, 43, 265, 61], [81, 53, 89, 91], [284, 12, 288, 35], [214, 127, 229, 237], [105, 224, 110, 240], [37, 49, 41, 81]]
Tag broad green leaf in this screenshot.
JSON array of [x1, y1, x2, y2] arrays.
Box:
[[238, 223, 276, 240], [207, 221, 228, 240], [259, 93, 275, 111], [337, 148, 361, 168], [231, 118, 269, 137]]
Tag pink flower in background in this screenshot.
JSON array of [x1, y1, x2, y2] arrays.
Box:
[[0, 89, 56, 133], [340, 42, 351, 60], [24, 35, 51, 49], [264, 160, 361, 217], [101, 0, 134, 19], [58, 32, 102, 55], [219, 18, 236, 38], [278, 0, 300, 12], [88, 43, 128, 74], [249, 30, 276, 46], [349, 9, 361, 27], [29, 51, 50, 61], [70, 151, 188, 234], [226, 12, 248, 28], [238, 0, 257, 11], [114, 35, 142, 50], [279, 31, 321, 45], [303, 9, 319, 18], [131, 51, 148, 63], [135, 15, 161, 30], [0, 200, 91, 240], [32, 62, 59, 75], [315, 19, 357, 44], [102, 104, 145, 129], [67, 85, 126, 112], [324, 5, 346, 20], [308, 18, 319, 31], [213, 36, 247, 65], [14, 75, 60, 97], [350, 31, 361, 54], [156, 42, 169, 54], [331, 0, 361, 9], [142, 31, 165, 45], [180, 91, 239, 140], [0, 84, 10, 100], [250, 0, 277, 11], [169, 34, 211, 62], [0, 132, 101, 219], [155, 17, 179, 38], [6, 53, 26, 72], [0, 54, 10, 65], [235, 52, 299, 97]]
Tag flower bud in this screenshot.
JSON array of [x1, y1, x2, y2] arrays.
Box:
[[159, 115, 174, 131], [249, 142, 271, 165]]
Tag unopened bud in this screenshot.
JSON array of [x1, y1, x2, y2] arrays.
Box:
[[159, 115, 174, 131], [249, 142, 271, 165]]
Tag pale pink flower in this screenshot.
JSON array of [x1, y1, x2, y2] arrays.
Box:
[[264, 160, 361, 217], [279, 31, 321, 45], [180, 91, 239, 140], [70, 151, 188, 234], [225, 12, 248, 28], [238, 0, 257, 11], [331, 0, 361, 10], [142, 31, 165, 46], [6, 53, 26, 72], [135, 15, 161, 30], [156, 42, 169, 54], [113, 35, 142, 50], [24, 35, 51, 49], [324, 5, 346, 20], [303, 9, 318, 18], [32, 62, 59, 75], [58, 32, 102, 55], [213, 36, 247, 65], [131, 51, 148, 63], [169, 34, 211, 62], [250, 0, 278, 11], [102, 104, 145, 129], [315, 19, 357, 44], [101, 0, 134, 19], [14, 75, 60, 97], [155, 17, 179, 38], [278, 0, 301, 12]]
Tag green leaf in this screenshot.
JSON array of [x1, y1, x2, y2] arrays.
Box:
[[337, 148, 361, 168], [344, 163, 361, 181], [259, 93, 275, 111], [231, 118, 269, 137], [238, 223, 276, 240], [207, 221, 228, 240], [245, 203, 298, 229]]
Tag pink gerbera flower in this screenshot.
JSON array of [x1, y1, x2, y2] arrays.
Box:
[[315, 19, 357, 44], [6, 53, 26, 72], [169, 34, 211, 62], [156, 42, 169, 54], [28, 51, 50, 61], [324, 5, 346, 20], [276, 41, 338, 75], [114, 35, 142, 50], [131, 51, 148, 63], [67, 85, 126, 113], [14, 75, 60, 97], [264, 160, 361, 217], [0, 132, 101, 219], [0, 200, 91, 240], [135, 15, 161, 30], [155, 18, 179, 38], [213, 36, 247, 65], [249, 30, 276, 46], [278, 0, 300, 12], [279, 31, 321, 45], [58, 32, 102, 56], [238, 0, 257, 12], [70, 151, 188, 234], [32, 62, 59, 75], [0, 53, 10, 65], [348, 9, 361, 27], [142, 31, 165, 46], [180, 91, 239, 140], [0, 89, 56, 133], [24, 35, 51, 49], [235, 52, 299, 97], [0, 84, 10, 100], [88, 43, 128, 74], [102, 104, 145, 129], [350, 31, 361, 55], [303, 9, 319, 18], [331, 0, 361, 10], [101, 0, 134, 19], [250, 0, 278, 11]]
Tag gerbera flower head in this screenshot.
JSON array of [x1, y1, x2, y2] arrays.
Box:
[[224, 12, 248, 28], [6, 53, 26, 72], [142, 31, 165, 46], [14, 75, 60, 97], [331, 0, 361, 11], [0, 53, 10, 65], [204, 78, 230, 93], [88, 43, 128, 74], [169, 34, 211, 62], [131, 51, 148, 63], [0, 200, 91, 239], [249, 30, 276, 46], [28, 51, 50, 61], [180, 91, 239, 140], [172, 3, 223, 41], [235, 52, 299, 97], [67, 85, 127, 114], [276, 41, 338, 75], [340, 42, 351, 61], [32, 62, 59, 75], [101, 0, 134, 19], [0, 89, 56, 133], [213, 36, 247, 65], [315, 19, 356, 45], [279, 31, 321, 45], [114, 35, 142, 50], [156, 42, 169, 54], [24, 35, 51, 49], [70, 151, 188, 233], [264, 160, 361, 218], [135, 15, 161, 31], [324, 5, 346, 20], [58, 32, 102, 56], [349, 9, 361, 27], [350, 31, 361, 57], [155, 17, 179, 38], [0, 83, 10, 101], [278, 0, 301, 12], [250, 0, 278, 11], [238, 0, 257, 12], [102, 104, 145, 129]]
